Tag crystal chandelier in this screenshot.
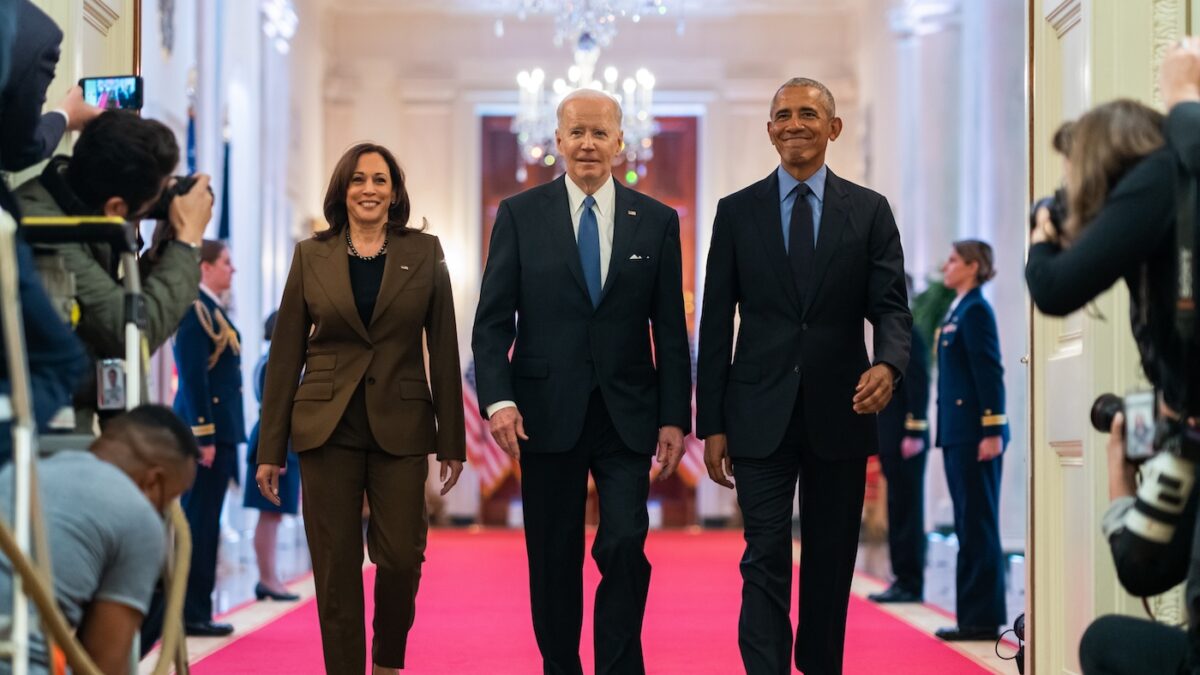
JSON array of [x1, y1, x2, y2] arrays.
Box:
[[496, 0, 675, 52], [261, 0, 299, 54], [512, 49, 658, 177]]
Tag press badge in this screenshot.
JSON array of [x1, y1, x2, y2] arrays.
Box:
[[97, 358, 126, 411]]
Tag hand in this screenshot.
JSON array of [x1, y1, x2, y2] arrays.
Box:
[[255, 464, 282, 507], [655, 426, 685, 481], [1030, 206, 1059, 246], [853, 364, 895, 414], [1106, 412, 1137, 500], [1160, 37, 1200, 109], [977, 436, 1003, 462], [198, 444, 216, 468], [488, 405, 528, 462], [704, 434, 734, 489], [168, 174, 213, 245], [900, 436, 926, 460], [57, 85, 101, 131], [438, 459, 463, 495]]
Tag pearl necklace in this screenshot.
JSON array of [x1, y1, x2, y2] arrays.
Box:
[[346, 229, 387, 260]]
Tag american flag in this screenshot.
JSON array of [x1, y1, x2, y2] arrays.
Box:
[[463, 360, 512, 496]]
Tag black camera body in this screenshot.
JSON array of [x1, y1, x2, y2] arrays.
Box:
[[1030, 188, 1068, 238], [1093, 392, 1200, 463], [145, 174, 207, 222]]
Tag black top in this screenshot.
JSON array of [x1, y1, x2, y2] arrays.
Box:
[[347, 253, 386, 327]]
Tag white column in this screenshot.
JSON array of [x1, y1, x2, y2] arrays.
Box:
[[886, 0, 964, 533], [955, 0, 1028, 549]]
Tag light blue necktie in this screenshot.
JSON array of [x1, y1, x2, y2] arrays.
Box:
[[578, 195, 602, 306]]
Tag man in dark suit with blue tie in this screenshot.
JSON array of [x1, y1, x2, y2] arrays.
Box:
[[172, 239, 245, 638], [697, 78, 911, 674], [472, 89, 691, 675]]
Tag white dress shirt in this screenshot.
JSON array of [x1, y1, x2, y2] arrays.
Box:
[[564, 174, 616, 286], [486, 176, 617, 418]]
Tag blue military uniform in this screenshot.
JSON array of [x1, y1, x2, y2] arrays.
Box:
[[877, 327, 931, 597], [172, 286, 245, 625], [936, 286, 1008, 630]]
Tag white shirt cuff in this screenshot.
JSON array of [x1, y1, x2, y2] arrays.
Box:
[[486, 400, 516, 418]]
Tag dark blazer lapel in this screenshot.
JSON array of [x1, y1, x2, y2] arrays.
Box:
[[369, 232, 427, 327], [803, 169, 848, 317], [544, 175, 590, 301], [307, 233, 371, 342], [752, 171, 802, 314], [600, 181, 641, 302]]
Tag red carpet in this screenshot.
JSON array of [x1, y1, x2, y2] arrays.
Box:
[[192, 530, 989, 674]]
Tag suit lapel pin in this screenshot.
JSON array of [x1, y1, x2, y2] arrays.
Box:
[[401, 265, 410, 270], [627, 210, 637, 216]]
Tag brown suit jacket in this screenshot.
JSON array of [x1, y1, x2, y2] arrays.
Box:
[[258, 229, 466, 465]]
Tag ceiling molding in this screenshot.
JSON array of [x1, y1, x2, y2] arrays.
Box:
[[83, 0, 121, 35]]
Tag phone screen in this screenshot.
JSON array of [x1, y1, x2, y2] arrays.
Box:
[[79, 76, 143, 111], [1124, 391, 1157, 461]]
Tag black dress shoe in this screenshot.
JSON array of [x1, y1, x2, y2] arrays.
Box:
[[185, 621, 234, 637], [255, 582, 300, 602], [867, 585, 923, 603], [935, 626, 999, 641]]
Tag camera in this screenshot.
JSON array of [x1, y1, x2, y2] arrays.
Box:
[[1029, 187, 1067, 237], [144, 175, 209, 222], [1091, 392, 1157, 461]]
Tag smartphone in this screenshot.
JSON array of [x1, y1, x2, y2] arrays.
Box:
[[1124, 391, 1157, 461], [78, 75, 143, 111]]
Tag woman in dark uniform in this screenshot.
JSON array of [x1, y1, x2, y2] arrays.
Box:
[[256, 143, 466, 675], [934, 239, 1009, 642], [243, 310, 300, 602]]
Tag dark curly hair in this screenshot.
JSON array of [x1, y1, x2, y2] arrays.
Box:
[[65, 110, 178, 215]]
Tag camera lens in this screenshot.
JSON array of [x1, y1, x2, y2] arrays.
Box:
[[1090, 393, 1124, 433]]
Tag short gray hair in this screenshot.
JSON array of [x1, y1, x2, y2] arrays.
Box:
[[556, 89, 623, 129], [771, 77, 837, 119]]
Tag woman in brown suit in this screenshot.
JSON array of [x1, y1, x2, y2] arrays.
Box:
[[256, 143, 465, 675]]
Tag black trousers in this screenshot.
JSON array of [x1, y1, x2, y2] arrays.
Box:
[[732, 395, 868, 675], [942, 443, 1006, 629], [1080, 615, 1191, 674], [519, 388, 652, 675], [181, 442, 235, 623], [878, 448, 927, 595]]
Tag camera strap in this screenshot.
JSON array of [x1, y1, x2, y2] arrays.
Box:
[[1176, 157, 1199, 421]]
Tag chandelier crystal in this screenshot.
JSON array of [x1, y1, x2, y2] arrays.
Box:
[[512, 48, 658, 176], [261, 0, 299, 54], [499, 0, 673, 51]]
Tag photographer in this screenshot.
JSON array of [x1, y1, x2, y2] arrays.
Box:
[[1026, 43, 1200, 415], [1078, 409, 1200, 673], [12, 110, 212, 431], [1025, 39, 1200, 674]]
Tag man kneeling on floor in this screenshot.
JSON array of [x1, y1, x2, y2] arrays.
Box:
[[0, 404, 198, 674]]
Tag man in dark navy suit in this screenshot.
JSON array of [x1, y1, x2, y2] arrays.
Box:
[[869, 320, 931, 604], [697, 77, 911, 675], [172, 239, 245, 638], [472, 88, 691, 675]]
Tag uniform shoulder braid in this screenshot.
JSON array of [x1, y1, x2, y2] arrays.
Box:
[[192, 300, 241, 370]]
